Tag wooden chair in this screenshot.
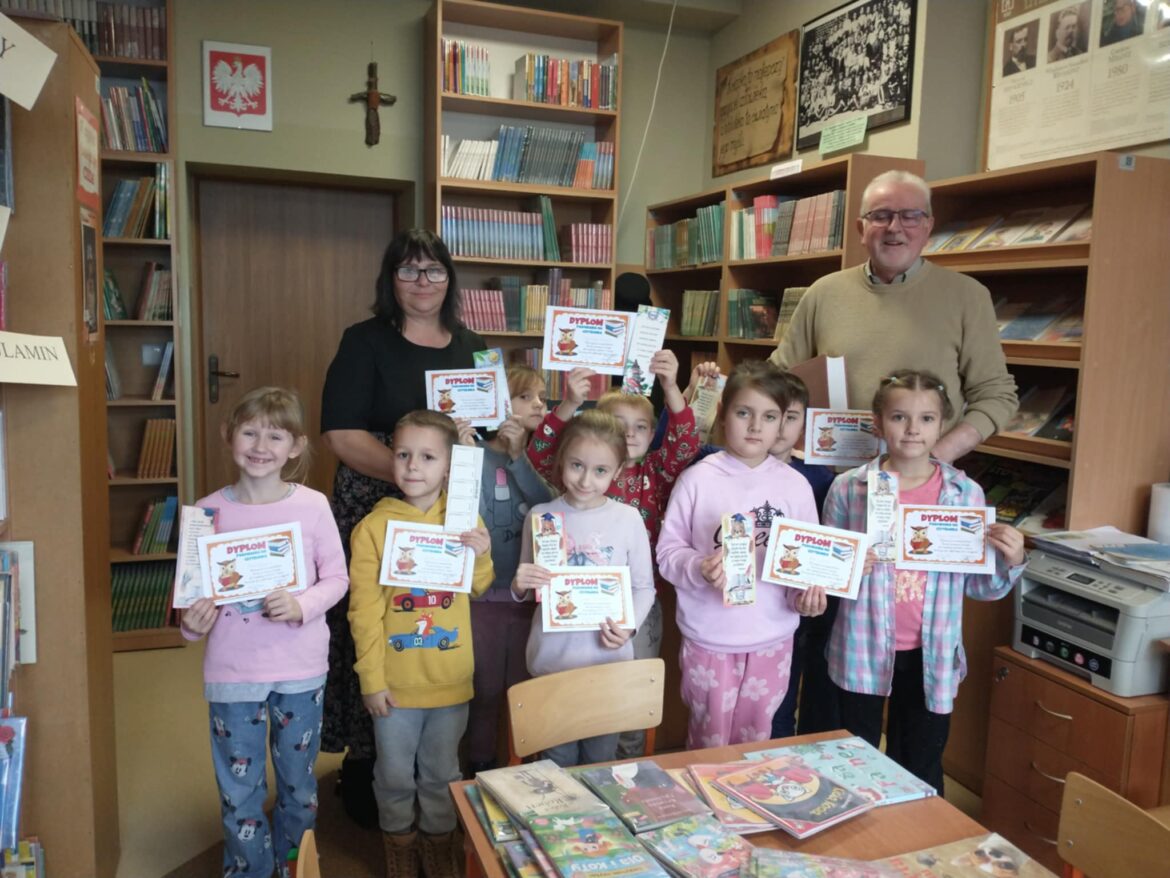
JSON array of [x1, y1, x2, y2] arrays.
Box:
[[1057, 772, 1170, 877], [506, 658, 665, 764], [295, 828, 320, 878]]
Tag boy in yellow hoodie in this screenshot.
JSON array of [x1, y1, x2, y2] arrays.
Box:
[[348, 410, 494, 878]]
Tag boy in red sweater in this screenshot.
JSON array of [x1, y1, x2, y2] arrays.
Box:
[[526, 350, 708, 756]]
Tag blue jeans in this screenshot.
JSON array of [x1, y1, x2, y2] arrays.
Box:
[[210, 688, 323, 878], [372, 703, 468, 834], [543, 733, 620, 768]]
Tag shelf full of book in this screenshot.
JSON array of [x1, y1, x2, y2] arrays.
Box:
[[92, 0, 184, 651], [426, 0, 621, 400]]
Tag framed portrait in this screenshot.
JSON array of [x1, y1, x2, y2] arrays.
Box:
[[202, 41, 272, 131], [712, 30, 800, 177], [796, 0, 917, 150]]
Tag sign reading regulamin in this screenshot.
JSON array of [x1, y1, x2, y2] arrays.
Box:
[[986, 0, 1169, 170], [0, 331, 76, 386], [713, 31, 799, 177]]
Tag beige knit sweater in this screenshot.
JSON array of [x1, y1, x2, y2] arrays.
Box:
[[769, 262, 1018, 439]]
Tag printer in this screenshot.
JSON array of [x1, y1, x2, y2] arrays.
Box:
[[1013, 552, 1170, 696]]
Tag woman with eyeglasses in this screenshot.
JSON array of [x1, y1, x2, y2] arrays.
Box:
[[319, 228, 486, 827]]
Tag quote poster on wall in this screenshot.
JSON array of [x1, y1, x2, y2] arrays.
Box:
[[987, 0, 1170, 170], [712, 30, 799, 177]]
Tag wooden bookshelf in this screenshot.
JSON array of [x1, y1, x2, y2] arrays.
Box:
[[95, 0, 185, 650], [425, 0, 622, 379], [4, 20, 120, 876]]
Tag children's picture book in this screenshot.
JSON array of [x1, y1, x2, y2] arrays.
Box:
[[1035, 306, 1083, 343], [515, 825, 562, 878], [476, 760, 608, 822], [500, 839, 546, 878], [1013, 204, 1088, 246], [0, 543, 34, 664], [935, 216, 1002, 252], [526, 811, 670, 878], [637, 813, 754, 878], [0, 716, 26, 850], [744, 735, 936, 808], [749, 848, 901, 878], [1034, 397, 1075, 443], [721, 513, 756, 607], [685, 764, 780, 835], [1002, 386, 1071, 436], [577, 760, 711, 834], [710, 755, 873, 839], [998, 297, 1074, 341], [622, 305, 670, 396], [874, 832, 1056, 877], [466, 783, 520, 843], [921, 221, 964, 255], [1054, 209, 1092, 243], [969, 207, 1050, 249]]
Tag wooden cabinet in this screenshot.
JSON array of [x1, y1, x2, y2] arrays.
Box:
[[94, 0, 185, 650], [982, 646, 1168, 873], [424, 0, 621, 384]]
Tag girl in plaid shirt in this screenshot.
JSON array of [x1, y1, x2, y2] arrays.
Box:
[[823, 369, 1026, 795]]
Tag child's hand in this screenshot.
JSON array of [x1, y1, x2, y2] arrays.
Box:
[[454, 418, 478, 447], [599, 617, 633, 649], [512, 562, 552, 598], [563, 368, 596, 408], [699, 550, 725, 591], [685, 361, 722, 401], [181, 598, 219, 636], [263, 590, 304, 623], [988, 523, 1026, 567], [795, 586, 827, 617], [649, 349, 680, 390], [460, 526, 491, 557], [363, 690, 396, 718], [861, 547, 880, 577], [496, 417, 527, 460]]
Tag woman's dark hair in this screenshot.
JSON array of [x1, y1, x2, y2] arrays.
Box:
[[373, 229, 462, 333]]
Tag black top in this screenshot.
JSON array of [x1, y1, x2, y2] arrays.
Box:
[[320, 316, 486, 435]]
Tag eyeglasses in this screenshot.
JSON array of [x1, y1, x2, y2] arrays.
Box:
[[395, 265, 449, 283], [861, 208, 930, 228]]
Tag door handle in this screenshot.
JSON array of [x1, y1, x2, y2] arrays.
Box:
[[208, 354, 240, 403]]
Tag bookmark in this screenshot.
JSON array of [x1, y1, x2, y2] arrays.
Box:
[[444, 445, 484, 533], [721, 512, 756, 607], [867, 469, 899, 564]]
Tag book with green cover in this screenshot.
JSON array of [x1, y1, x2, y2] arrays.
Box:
[[526, 811, 669, 878], [638, 814, 754, 878], [577, 760, 710, 833]]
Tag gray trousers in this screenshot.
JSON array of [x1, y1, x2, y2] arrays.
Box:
[[372, 703, 468, 834]]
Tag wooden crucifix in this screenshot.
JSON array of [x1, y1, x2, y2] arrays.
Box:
[[350, 62, 397, 146]]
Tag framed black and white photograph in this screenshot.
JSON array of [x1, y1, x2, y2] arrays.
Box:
[[796, 0, 917, 150]]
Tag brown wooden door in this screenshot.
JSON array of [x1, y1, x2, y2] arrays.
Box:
[[195, 178, 395, 496]]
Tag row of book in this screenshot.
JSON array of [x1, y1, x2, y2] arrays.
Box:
[[0, 548, 22, 711], [441, 37, 489, 96], [441, 127, 615, 190], [729, 190, 847, 261], [103, 262, 173, 321], [995, 295, 1082, 343], [13, 0, 166, 60], [100, 79, 167, 153], [647, 203, 725, 269], [1002, 385, 1075, 441], [0, 718, 27, 853], [512, 53, 618, 110], [130, 494, 177, 555], [103, 339, 172, 401], [926, 204, 1091, 254], [726, 288, 778, 340], [134, 418, 175, 479], [679, 289, 719, 337], [510, 347, 609, 402], [102, 164, 170, 239], [0, 837, 43, 878], [111, 560, 174, 631], [562, 223, 612, 265], [460, 275, 613, 334], [965, 455, 1067, 532]]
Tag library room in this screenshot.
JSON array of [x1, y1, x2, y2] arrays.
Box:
[[0, 0, 1168, 876]]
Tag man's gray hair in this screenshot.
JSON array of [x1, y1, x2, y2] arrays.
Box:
[[860, 170, 932, 216]]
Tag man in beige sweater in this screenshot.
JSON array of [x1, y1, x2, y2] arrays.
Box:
[[769, 170, 1017, 462]]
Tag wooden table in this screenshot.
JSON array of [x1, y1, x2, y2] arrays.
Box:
[[450, 730, 987, 878]]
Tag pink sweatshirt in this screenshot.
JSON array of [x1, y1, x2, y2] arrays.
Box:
[[185, 485, 349, 684], [656, 452, 819, 653]]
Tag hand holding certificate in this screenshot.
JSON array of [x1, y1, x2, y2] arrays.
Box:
[[803, 409, 883, 467], [897, 505, 997, 574], [425, 368, 507, 428], [540, 567, 635, 633], [542, 306, 635, 375], [196, 522, 310, 606], [379, 520, 476, 593], [761, 520, 869, 600]]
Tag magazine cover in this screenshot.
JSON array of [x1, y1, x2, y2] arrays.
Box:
[[875, 833, 1056, 878], [711, 756, 873, 839], [578, 760, 710, 833], [0, 716, 26, 850], [526, 811, 671, 877], [745, 736, 936, 807], [750, 848, 901, 878], [638, 813, 754, 878], [477, 760, 607, 822], [685, 764, 774, 834]]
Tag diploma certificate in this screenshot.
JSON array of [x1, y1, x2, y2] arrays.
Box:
[[541, 306, 633, 375], [425, 368, 507, 428], [897, 505, 996, 574], [540, 566, 635, 633], [197, 521, 309, 606], [761, 520, 869, 600], [803, 409, 882, 467], [379, 520, 475, 593]]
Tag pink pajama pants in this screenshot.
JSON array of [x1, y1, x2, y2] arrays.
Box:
[[679, 637, 795, 750]]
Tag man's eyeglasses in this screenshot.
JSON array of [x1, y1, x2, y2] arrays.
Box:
[[861, 208, 931, 228], [396, 265, 449, 283]]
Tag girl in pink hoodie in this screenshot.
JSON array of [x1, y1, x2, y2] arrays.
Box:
[[657, 362, 825, 748]]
